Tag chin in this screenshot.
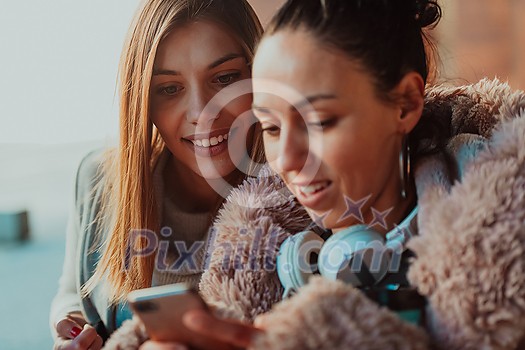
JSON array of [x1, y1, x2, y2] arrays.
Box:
[[197, 164, 239, 181], [307, 207, 353, 231]]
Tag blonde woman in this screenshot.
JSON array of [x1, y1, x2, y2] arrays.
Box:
[[49, 0, 263, 349]]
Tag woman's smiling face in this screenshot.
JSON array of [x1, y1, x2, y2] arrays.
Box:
[[252, 29, 408, 231], [150, 20, 253, 181]]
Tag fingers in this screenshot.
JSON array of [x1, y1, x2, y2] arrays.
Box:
[[140, 341, 188, 350], [183, 310, 262, 348], [253, 314, 267, 328], [73, 325, 101, 350], [89, 330, 104, 350], [54, 324, 103, 350], [56, 317, 83, 340]]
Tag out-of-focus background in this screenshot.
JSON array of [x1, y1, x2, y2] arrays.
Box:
[[0, 1, 523, 349]]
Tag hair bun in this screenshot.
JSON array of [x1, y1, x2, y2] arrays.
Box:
[[415, 0, 441, 28]]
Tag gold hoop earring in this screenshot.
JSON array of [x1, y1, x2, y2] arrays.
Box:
[[399, 135, 411, 199]]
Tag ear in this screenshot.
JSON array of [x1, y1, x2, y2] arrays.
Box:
[[393, 72, 425, 134]]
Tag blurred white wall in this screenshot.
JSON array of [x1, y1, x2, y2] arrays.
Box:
[[0, 0, 141, 145]]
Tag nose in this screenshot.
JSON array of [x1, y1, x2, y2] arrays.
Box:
[[185, 88, 219, 125], [276, 127, 310, 174]]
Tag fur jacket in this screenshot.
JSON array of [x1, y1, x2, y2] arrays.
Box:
[[103, 78, 525, 350]]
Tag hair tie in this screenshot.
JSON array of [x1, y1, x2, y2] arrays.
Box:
[[414, 0, 441, 28]]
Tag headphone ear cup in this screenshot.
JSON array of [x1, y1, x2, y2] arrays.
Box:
[[318, 225, 389, 287], [277, 231, 324, 298]]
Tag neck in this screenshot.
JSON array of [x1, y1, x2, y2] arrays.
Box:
[[331, 178, 417, 237], [163, 157, 242, 213], [388, 182, 417, 231], [368, 179, 417, 236], [164, 158, 216, 213]]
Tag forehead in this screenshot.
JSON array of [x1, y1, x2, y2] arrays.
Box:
[[252, 29, 367, 105], [154, 20, 244, 69]]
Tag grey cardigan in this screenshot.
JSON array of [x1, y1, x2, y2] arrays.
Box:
[[50, 149, 116, 340], [50, 148, 208, 340]]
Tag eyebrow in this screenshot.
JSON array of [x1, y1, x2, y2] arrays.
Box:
[[293, 94, 337, 110], [208, 53, 245, 69], [152, 53, 245, 76], [252, 94, 337, 113]]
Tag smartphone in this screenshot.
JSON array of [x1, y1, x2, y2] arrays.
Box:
[[128, 283, 209, 343]]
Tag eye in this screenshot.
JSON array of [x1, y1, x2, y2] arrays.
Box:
[[308, 117, 337, 130], [158, 85, 183, 96], [260, 124, 280, 137], [213, 72, 241, 86]]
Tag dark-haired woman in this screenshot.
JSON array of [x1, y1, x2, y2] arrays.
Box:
[[110, 0, 525, 349]]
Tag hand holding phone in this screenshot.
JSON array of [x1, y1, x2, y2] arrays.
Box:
[[128, 283, 209, 344], [129, 283, 263, 349]]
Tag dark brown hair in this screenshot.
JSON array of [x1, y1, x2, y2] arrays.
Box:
[[266, 0, 449, 158]]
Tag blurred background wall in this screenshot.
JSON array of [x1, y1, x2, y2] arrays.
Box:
[[0, 1, 140, 349], [0, 1, 523, 349], [251, 0, 525, 90], [437, 0, 525, 90]]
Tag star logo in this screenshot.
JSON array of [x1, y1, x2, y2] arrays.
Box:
[[308, 209, 332, 230], [337, 194, 370, 224], [368, 206, 393, 230]]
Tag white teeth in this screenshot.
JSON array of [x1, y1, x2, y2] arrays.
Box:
[[299, 182, 329, 195], [192, 133, 229, 148]]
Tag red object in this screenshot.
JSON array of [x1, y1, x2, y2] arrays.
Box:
[[70, 326, 82, 338]]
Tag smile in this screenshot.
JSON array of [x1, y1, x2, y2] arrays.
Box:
[[191, 132, 229, 148], [297, 181, 331, 196], [182, 127, 237, 158], [292, 180, 333, 209]]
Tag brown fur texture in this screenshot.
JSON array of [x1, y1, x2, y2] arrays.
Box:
[[251, 276, 429, 349], [103, 79, 525, 350], [199, 172, 312, 321], [408, 80, 525, 350]]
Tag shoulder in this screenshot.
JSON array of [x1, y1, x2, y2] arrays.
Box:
[[425, 78, 525, 138], [74, 148, 116, 206], [408, 82, 525, 347], [75, 149, 110, 193], [415, 78, 525, 198]]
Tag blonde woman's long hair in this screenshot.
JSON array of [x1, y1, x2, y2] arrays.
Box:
[[82, 0, 263, 304]]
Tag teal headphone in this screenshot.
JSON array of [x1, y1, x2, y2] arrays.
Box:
[[277, 207, 418, 298]]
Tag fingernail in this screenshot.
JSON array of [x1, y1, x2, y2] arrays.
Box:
[[70, 326, 82, 338]]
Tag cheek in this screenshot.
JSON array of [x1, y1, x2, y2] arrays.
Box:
[[223, 94, 252, 119], [151, 109, 183, 143], [262, 136, 280, 170], [321, 132, 374, 187]]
